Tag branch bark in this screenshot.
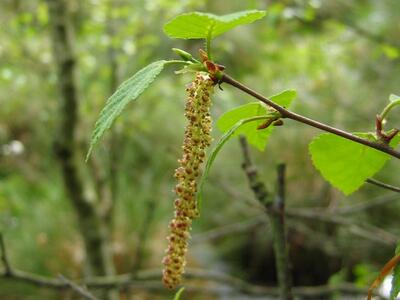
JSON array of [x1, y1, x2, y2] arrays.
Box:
[[222, 74, 400, 160]]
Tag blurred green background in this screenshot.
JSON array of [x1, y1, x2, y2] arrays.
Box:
[[1, 0, 400, 299]]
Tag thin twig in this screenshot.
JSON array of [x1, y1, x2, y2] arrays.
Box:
[[192, 215, 266, 244], [222, 74, 400, 160], [0, 233, 12, 276], [366, 178, 400, 193], [58, 275, 98, 300]]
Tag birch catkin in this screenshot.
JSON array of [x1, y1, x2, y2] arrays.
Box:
[[162, 72, 215, 289]]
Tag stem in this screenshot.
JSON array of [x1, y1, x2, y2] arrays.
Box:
[[380, 99, 400, 121], [239, 137, 293, 300], [222, 74, 400, 160], [366, 178, 400, 193], [206, 23, 215, 59], [165, 60, 191, 66], [271, 163, 293, 300]]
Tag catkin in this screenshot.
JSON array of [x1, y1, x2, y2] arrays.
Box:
[[162, 72, 215, 289]]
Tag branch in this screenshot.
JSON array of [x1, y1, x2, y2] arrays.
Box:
[[0, 234, 11, 276], [58, 275, 98, 300], [0, 267, 383, 298], [239, 137, 294, 300], [366, 178, 400, 193], [221, 74, 400, 160]]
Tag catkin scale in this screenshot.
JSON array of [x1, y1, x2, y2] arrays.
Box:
[[162, 72, 215, 289]]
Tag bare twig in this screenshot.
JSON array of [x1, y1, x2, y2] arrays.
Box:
[[222, 74, 400, 160], [0, 266, 383, 298], [366, 178, 400, 193], [58, 275, 98, 300], [192, 215, 266, 244], [335, 193, 399, 214]]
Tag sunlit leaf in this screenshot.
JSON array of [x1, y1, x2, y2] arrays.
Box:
[[164, 10, 266, 40], [309, 133, 400, 195]]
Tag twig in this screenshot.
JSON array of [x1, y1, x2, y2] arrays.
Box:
[[271, 163, 293, 300], [239, 136, 294, 300], [335, 193, 399, 215], [0, 233, 12, 276], [192, 215, 266, 244], [366, 178, 400, 193], [0, 267, 383, 298], [58, 275, 98, 300], [285, 209, 397, 246], [222, 74, 400, 160]]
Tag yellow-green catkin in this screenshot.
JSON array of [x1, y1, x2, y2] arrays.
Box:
[[162, 72, 215, 289]]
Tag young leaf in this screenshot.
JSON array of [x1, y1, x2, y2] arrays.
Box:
[[87, 60, 167, 160], [217, 90, 296, 151], [197, 116, 269, 207], [173, 287, 185, 300], [164, 10, 266, 40], [389, 94, 400, 103], [309, 133, 400, 195]]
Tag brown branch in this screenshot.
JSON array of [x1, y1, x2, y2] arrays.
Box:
[[221, 74, 400, 160], [58, 275, 98, 300]]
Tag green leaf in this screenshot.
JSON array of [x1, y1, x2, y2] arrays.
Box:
[[197, 116, 269, 207], [309, 133, 400, 195], [390, 94, 400, 103], [173, 287, 185, 300], [390, 245, 400, 300], [217, 90, 296, 151], [87, 60, 167, 160], [164, 10, 266, 40]]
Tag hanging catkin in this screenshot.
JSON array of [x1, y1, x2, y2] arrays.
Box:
[[162, 72, 215, 289]]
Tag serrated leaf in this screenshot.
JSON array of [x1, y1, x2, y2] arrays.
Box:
[[309, 133, 400, 195], [217, 90, 296, 151], [197, 116, 269, 208], [87, 60, 167, 160], [390, 94, 400, 103], [173, 287, 185, 300], [164, 10, 266, 40]]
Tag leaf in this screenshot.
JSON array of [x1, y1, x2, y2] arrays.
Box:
[[390, 94, 400, 103], [197, 116, 269, 207], [391, 249, 400, 300], [217, 90, 296, 151], [87, 60, 167, 160], [173, 287, 185, 300], [164, 10, 266, 40], [309, 133, 400, 195]]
